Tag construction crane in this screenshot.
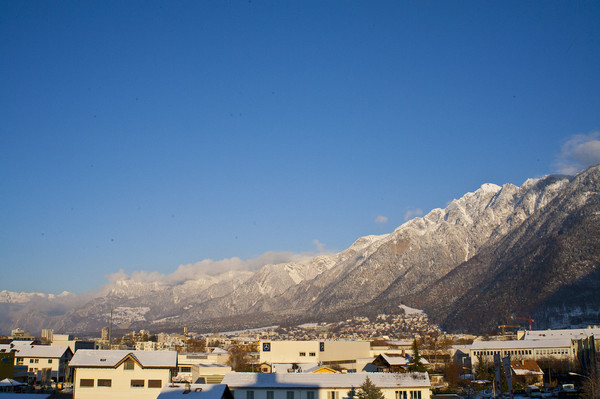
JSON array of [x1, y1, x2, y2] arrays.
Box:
[[517, 315, 535, 330], [498, 325, 520, 336]]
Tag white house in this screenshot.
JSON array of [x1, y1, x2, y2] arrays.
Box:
[[221, 372, 431, 399], [69, 349, 177, 399]]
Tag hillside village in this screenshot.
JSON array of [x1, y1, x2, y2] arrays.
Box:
[[0, 320, 598, 399]]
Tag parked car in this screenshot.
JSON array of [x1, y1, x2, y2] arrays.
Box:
[[526, 385, 542, 398]]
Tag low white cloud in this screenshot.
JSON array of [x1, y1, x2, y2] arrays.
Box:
[[313, 239, 326, 252], [555, 132, 600, 174], [374, 215, 388, 224], [102, 250, 322, 289], [404, 208, 423, 221]]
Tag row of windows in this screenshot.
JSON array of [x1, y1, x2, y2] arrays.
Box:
[[246, 390, 423, 399], [473, 348, 571, 357], [247, 390, 317, 399], [79, 379, 162, 388], [23, 359, 52, 364], [298, 352, 317, 357], [474, 350, 533, 356], [396, 391, 423, 399]]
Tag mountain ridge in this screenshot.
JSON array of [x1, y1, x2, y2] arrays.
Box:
[[3, 166, 599, 335]]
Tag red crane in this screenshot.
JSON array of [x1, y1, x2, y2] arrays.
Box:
[[517, 315, 535, 330]]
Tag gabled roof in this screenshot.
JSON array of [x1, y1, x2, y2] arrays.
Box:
[[221, 372, 430, 388], [13, 345, 71, 359], [69, 349, 177, 368], [511, 360, 544, 376], [379, 354, 411, 366]]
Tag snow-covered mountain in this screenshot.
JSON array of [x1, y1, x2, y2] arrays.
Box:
[[4, 166, 600, 335]]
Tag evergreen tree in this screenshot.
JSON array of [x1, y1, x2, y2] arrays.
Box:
[[408, 339, 427, 372], [357, 376, 384, 399]]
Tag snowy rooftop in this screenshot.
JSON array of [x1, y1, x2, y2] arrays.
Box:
[[522, 327, 600, 340], [157, 383, 230, 398], [380, 354, 410, 366], [69, 349, 177, 368], [471, 338, 572, 350], [0, 341, 35, 352], [10, 345, 70, 358], [511, 360, 543, 375], [221, 372, 430, 388], [271, 363, 319, 373]]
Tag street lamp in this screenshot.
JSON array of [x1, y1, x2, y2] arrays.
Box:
[[569, 372, 598, 399]]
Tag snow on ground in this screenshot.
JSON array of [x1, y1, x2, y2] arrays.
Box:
[[399, 304, 424, 315]]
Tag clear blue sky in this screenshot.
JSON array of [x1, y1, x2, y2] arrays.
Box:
[[1, 1, 599, 294]]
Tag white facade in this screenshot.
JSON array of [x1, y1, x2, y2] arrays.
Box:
[[259, 341, 371, 370], [69, 349, 177, 399], [222, 372, 431, 399], [469, 339, 575, 368]]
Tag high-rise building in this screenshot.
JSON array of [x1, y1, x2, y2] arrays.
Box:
[[41, 329, 54, 343], [101, 326, 109, 341]]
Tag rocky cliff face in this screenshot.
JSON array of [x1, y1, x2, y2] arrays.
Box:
[[5, 166, 600, 335], [406, 166, 600, 332]]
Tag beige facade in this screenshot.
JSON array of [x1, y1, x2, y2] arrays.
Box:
[[70, 350, 177, 399], [259, 341, 370, 370], [12, 344, 73, 382]]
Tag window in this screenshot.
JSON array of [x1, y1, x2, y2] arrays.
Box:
[[247, 391, 255, 399], [267, 391, 274, 399], [307, 392, 315, 399], [48, 359, 53, 364], [148, 380, 162, 388], [180, 366, 192, 372], [287, 391, 295, 399], [309, 352, 316, 357], [34, 359, 39, 363], [131, 379, 145, 388], [299, 352, 306, 356], [329, 391, 339, 399], [80, 379, 94, 387], [97, 379, 111, 387], [30, 359, 34, 364], [124, 360, 135, 370], [409, 391, 422, 399]]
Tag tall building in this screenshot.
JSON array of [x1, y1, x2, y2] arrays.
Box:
[[101, 326, 109, 342], [41, 329, 54, 344]]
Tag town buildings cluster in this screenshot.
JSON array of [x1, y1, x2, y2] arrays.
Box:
[[0, 323, 598, 399]]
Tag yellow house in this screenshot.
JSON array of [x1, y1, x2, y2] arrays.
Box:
[[69, 349, 177, 399]]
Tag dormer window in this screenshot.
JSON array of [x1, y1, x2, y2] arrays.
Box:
[[124, 360, 135, 370]]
